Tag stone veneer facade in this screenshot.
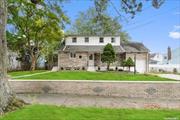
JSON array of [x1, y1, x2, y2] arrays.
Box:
[[58, 52, 126, 70], [58, 52, 88, 70]]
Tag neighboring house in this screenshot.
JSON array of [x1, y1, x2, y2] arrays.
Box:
[[150, 53, 167, 64], [170, 47, 180, 65], [7, 51, 21, 71], [149, 47, 180, 73], [7, 50, 47, 71], [58, 35, 149, 73]]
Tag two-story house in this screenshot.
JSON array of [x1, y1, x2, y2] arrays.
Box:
[[58, 35, 149, 73]]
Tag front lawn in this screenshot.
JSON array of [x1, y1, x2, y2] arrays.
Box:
[[8, 70, 47, 77], [0, 105, 180, 120], [8, 71, 173, 81]]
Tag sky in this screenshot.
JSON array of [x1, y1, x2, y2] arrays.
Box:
[[62, 0, 180, 53]]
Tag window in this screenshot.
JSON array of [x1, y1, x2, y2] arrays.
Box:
[[111, 37, 115, 43], [70, 52, 76, 58], [79, 55, 82, 59], [89, 54, 93, 60], [99, 37, 104, 43], [72, 37, 77, 43], [85, 37, 89, 43]]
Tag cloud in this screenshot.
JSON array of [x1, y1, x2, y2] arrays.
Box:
[[174, 25, 180, 30], [169, 25, 180, 39], [169, 32, 180, 39], [174, 12, 180, 15]]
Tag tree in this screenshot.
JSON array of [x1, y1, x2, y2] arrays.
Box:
[[0, 0, 12, 114], [7, 0, 69, 71], [125, 57, 135, 72], [95, 0, 164, 18], [121, 60, 127, 70], [167, 46, 171, 64], [68, 7, 130, 41], [0, 0, 25, 114], [101, 43, 116, 70]]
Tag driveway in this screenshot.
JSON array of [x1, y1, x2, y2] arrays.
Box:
[[157, 74, 180, 80]]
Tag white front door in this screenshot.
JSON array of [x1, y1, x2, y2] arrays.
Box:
[[88, 53, 94, 67]]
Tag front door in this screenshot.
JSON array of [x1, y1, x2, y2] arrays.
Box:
[[88, 53, 94, 67]]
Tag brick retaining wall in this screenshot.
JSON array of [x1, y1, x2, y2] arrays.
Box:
[[9, 80, 180, 100]]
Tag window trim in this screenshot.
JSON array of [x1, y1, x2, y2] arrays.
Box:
[[72, 37, 77, 43], [85, 37, 89, 43], [70, 52, 76, 58], [99, 37, 104, 43], [111, 37, 115, 43]]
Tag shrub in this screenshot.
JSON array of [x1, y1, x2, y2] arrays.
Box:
[[101, 43, 116, 70], [98, 66, 100, 71], [124, 57, 135, 71], [173, 68, 177, 73], [82, 67, 85, 70]]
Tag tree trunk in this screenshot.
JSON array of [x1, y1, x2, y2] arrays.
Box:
[[107, 63, 110, 71], [30, 55, 36, 71], [0, 0, 13, 114]]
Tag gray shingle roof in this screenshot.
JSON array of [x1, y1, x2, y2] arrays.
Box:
[[59, 42, 149, 53], [61, 45, 125, 53], [121, 42, 149, 53]]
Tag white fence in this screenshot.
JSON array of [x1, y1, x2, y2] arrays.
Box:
[[149, 64, 180, 73]]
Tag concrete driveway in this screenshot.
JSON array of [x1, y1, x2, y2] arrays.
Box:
[[157, 74, 180, 80]]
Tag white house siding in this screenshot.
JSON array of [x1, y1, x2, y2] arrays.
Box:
[[65, 36, 120, 46], [7, 51, 21, 71], [126, 53, 148, 73]]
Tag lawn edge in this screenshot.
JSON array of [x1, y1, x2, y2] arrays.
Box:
[[9, 79, 180, 83]]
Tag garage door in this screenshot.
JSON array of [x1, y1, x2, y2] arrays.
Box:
[[136, 58, 146, 73]]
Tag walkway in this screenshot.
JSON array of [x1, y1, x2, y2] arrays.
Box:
[[12, 71, 52, 79], [17, 94, 180, 109]]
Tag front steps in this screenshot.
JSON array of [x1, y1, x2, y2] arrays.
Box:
[[87, 66, 95, 72]]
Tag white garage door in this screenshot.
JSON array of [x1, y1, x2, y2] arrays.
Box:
[[136, 58, 146, 73]]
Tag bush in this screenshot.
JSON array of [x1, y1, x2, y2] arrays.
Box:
[[173, 68, 177, 73], [101, 43, 116, 70], [109, 68, 114, 71], [82, 67, 85, 70], [115, 66, 118, 71], [122, 57, 135, 71], [98, 66, 100, 71]]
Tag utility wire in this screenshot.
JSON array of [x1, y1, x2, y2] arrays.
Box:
[[125, 7, 178, 27], [124, 7, 179, 31], [109, 0, 129, 23]]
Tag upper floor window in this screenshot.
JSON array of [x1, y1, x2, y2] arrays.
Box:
[[85, 37, 89, 43], [99, 37, 104, 43], [111, 37, 115, 43], [72, 37, 77, 43]]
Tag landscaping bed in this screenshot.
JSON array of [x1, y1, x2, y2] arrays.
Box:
[[8, 71, 173, 81], [0, 105, 180, 120]]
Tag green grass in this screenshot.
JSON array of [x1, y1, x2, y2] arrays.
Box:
[[8, 70, 173, 81], [0, 105, 180, 120]]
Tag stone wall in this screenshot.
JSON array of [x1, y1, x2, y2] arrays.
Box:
[[10, 80, 180, 100], [58, 52, 88, 70]]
